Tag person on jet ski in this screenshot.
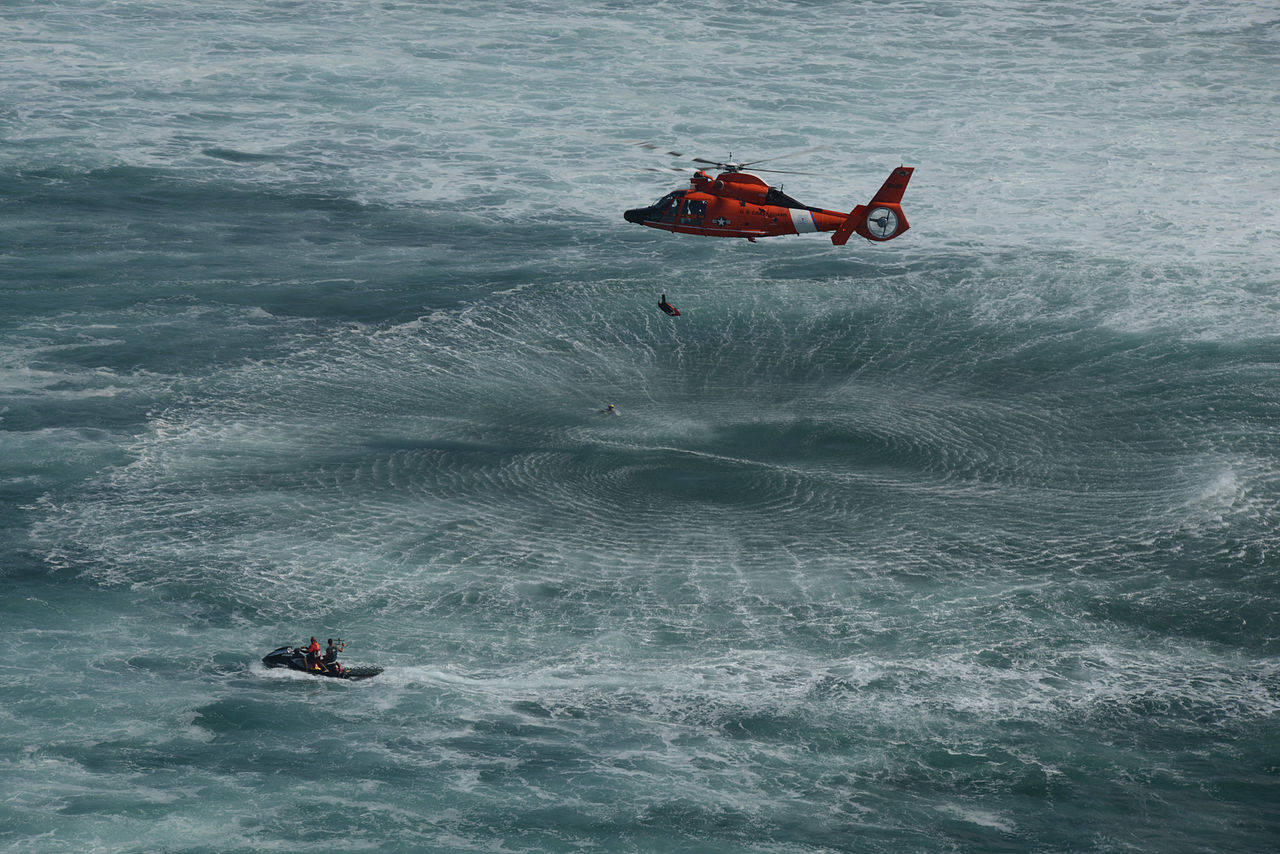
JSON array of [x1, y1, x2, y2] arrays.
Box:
[[322, 638, 344, 675], [304, 637, 321, 671]]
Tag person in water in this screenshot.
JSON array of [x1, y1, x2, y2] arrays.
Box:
[[304, 636, 321, 670], [600, 403, 618, 415]]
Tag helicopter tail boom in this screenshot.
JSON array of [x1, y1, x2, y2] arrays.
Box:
[[831, 166, 914, 245]]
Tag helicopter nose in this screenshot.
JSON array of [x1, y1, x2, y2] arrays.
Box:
[[624, 207, 646, 224]]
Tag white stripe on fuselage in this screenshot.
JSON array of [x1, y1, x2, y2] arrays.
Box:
[[789, 208, 817, 234]]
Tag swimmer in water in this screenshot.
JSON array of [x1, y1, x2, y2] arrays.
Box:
[[600, 404, 618, 415]]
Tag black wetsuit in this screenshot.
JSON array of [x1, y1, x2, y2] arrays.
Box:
[[322, 644, 341, 673]]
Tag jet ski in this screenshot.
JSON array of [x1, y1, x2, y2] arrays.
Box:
[[260, 646, 383, 680]]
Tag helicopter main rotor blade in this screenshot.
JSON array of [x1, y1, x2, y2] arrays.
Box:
[[739, 146, 829, 167], [631, 141, 818, 175], [631, 141, 687, 158], [746, 167, 817, 175]]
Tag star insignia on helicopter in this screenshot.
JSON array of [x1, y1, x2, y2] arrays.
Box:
[[712, 217, 730, 227]]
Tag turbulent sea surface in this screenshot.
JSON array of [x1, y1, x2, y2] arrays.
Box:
[[3, 1, 1279, 851]]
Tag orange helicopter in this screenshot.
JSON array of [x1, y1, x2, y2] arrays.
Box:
[[624, 145, 913, 245]]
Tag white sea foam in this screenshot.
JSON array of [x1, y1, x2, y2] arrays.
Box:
[[5, 1, 1279, 851]]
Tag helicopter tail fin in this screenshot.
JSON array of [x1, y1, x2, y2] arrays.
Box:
[[832, 166, 913, 245], [869, 166, 913, 206], [830, 208, 864, 246]]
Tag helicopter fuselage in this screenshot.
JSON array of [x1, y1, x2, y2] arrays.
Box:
[[624, 168, 912, 245]]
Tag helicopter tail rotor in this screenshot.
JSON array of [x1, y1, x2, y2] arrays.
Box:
[[832, 166, 914, 245]]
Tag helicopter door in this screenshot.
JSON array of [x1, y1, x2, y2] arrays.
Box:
[[679, 199, 707, 226]]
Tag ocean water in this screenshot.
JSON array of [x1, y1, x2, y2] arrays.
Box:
[[2, 0, 1279, 850]]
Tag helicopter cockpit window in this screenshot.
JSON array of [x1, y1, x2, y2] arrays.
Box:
[[655, 191, 684, 224], [679, 199, 707, 226], [651, 191, 684, 210]]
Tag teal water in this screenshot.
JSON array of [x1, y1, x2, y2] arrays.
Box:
[[3, 1, 1279, 851]]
